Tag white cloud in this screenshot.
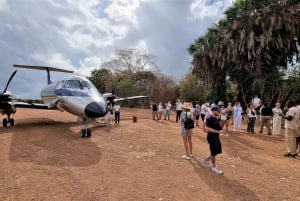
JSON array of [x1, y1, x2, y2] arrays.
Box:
[[77, 56, 103, 76], [31, 52, 74, 71], [0, 0, 9, 12], [79, 56, 102, 68], [0, 0, 233, 99], [189, 0, 232, 20], [131, 40, 148, 53], [56, 1, 129, 52], [104, 0, 140, 24]]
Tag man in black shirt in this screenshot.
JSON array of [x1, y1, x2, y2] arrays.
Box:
[[202, 105, 225, 175], [259, 103, 273, 135]]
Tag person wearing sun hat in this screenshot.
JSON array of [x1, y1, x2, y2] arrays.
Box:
[[180, 102, 194, 160], [202, 105, 226, 175]]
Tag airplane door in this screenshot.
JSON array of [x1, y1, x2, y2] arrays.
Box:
[[55, 81, 64, 101]]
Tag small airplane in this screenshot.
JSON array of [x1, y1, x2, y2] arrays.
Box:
[[0, 64, 147, 138]]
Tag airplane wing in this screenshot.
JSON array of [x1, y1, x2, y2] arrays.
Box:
[[113, 95, 148, 102], [12, 101, 51, 109]]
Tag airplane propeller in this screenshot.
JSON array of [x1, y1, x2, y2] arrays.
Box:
[[2, 70, 17, 93]]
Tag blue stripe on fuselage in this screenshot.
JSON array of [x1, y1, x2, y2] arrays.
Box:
[[55, 89, 89, 97]]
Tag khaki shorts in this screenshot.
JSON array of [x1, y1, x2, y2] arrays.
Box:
[[295, 127, 300, 137]]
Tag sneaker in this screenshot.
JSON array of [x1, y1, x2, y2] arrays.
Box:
[[201, 158, 210, 168], [283, 153, 297, 158], [181, 155, 191, 160], [211, 167, 223, 175], [189, 154, 194, 157]]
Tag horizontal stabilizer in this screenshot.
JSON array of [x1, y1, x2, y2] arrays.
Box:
[[13, 64, 74, 73]]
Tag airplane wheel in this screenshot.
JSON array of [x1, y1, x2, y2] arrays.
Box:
[[10, 118, 15, 126], [80, 129, 86, 138], [3, 119, 8, 127], [86, 128, 91, 137]]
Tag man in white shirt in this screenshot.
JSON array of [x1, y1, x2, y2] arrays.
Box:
[[164, 101, 172, 120], [113, 103, 121, 124], [295, 100, 300, 152], [252, 95, 261, 109], [195, 101, 201, 126], [201, 101, 209, 122], [280, 101, 298, 157], [176, 99, 182, 123]]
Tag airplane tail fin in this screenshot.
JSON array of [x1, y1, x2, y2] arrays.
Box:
[[13, 64, 74, 85]]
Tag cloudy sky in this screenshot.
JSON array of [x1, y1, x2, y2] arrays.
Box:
[[0, 0, 232, 99]]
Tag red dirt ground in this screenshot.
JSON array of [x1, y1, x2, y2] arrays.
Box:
[[0, 108, 299, 201]]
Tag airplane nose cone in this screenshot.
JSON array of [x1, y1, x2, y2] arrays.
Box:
[[85, 102, 107, 118]]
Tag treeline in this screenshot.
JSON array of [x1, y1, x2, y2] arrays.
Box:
[[188, 0, 300, 106], [88, 0, 300, 107], [87, 49, 179, 105]]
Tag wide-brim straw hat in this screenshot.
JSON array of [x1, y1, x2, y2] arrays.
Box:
[[182, 102, 192, 109]]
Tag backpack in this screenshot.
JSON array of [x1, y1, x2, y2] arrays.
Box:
[[184, 112, 194, 129]]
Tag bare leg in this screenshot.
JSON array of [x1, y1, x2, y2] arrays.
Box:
[[187, 135, 193, 155], [182, 136, 189, 156], [296, 137, 300, 150], [210, 155, 216, 167]]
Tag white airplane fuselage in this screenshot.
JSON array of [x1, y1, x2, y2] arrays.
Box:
[[41, 75, 107, 119]]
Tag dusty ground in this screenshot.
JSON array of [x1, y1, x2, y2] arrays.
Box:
[[0, 108, 299, 201]]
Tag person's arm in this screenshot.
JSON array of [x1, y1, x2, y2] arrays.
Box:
[[206, 126, 225, 134], [280, 113, 293, 120]]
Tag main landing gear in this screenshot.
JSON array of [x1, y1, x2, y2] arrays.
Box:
[[2, 115, 14, 127], [78, 117, 92, 138]]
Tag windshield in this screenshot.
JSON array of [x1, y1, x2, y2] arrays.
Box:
[[62, 78, 102, 97], [63, 80, 82, 89]]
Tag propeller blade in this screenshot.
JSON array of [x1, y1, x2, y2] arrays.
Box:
[[3, 70, 17, 93]]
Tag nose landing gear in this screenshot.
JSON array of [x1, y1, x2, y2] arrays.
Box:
[[78, 117, 92, 138], [80, 128, 91, 138]]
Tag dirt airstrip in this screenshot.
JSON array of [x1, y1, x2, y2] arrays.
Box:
[[0, 108, 299, 201]]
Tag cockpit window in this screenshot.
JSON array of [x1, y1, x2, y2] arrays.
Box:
[[63, 80, 82, 89], [81, 81, 93, 89]]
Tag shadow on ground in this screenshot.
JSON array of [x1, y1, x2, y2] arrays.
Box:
[[3, 118, 102, 167], [189, 158, 260, 201]]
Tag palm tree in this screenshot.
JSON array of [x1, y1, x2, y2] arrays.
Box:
[[189, 0, 300, 104]]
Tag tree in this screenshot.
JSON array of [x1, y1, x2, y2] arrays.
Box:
[[87, 48, 178, 105], [101, 48, 158, 80], [179, 73, 210, 102], [189, 0, 300, 105], [87, 68, 114, 93], [116, 79, 140, 97]]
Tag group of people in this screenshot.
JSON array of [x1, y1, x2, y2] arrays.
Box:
[[150, 99, 204, 127], [153, 96, 300, 175], [245, 98, 300, 158], [179, 102, 225, 175], [106, 102, 121, 125], [150, 101, 172, 121]]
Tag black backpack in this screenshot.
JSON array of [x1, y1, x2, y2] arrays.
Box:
[[184, 112, 194, 129]]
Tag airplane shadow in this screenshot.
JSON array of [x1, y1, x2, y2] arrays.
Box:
[[3, 118, 102, 167], [189, 158, 260, 201]]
